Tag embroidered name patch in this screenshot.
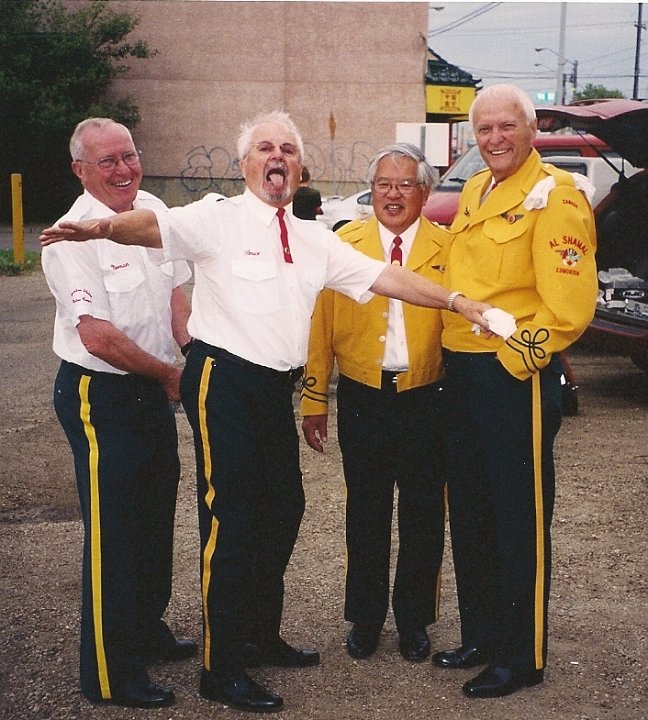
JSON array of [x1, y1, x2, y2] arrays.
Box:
[[549, 235, 589, 275], [71, 288, 93, 304]]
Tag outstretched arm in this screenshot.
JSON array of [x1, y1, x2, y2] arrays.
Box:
[[40, 209, 161, 248], [371, 264, 491, 330]]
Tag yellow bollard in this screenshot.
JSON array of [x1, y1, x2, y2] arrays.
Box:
[[11, 173, 25, 265]]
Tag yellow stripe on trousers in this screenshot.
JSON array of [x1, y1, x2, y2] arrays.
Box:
[[78, 376, 111, 699], [197, 359, 218, 671], [531, 372, 545, 670]]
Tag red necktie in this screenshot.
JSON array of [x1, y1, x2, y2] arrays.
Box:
[[276, 208, 293, 264], [390, 236, 403, 266]]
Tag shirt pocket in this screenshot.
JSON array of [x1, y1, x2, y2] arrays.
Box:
[[481, 214, 535, 284], [103, 265, 152, 324], [231, 258, 281, 314], [103, 265, 147, 293]]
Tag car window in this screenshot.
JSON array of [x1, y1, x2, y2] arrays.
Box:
[[357, 192, 372, 206], [538, 149, 584, 158], [547, 160, 588, 174], [538, 148, 620, 159], [439, 147, 486, 189], [439, 144, 621, 192]]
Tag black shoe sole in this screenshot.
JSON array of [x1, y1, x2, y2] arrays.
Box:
[[199, 689, 284, 713]]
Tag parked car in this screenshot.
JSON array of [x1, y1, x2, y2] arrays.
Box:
[[318, 189, 373, 231], [422, 133, 615, 226], [539, 154, 638, 209], [535, 99, 648, 373], [317, 134, 620, 233]]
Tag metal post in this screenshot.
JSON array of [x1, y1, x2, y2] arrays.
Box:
[[11, 174, 25, 265], [634, 3, 644, 100], [571, 60, 578, 101], [556, 2, 567, 104]]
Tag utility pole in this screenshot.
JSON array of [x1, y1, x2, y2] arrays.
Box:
[[634, 3, 644, 99], [569, 60, 578, 102], [556, 2, 567, 103]]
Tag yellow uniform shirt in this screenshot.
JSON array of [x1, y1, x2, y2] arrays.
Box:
[[443, 149, 598, 380]]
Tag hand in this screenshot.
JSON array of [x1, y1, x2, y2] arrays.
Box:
[[454, 296, 492, 331], [40, 218, 112, 246], [301, 414, 328, 453], [161, 365, 182, 402]]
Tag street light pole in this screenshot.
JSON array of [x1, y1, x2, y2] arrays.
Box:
[[535, 46, 577, 104], [556, 2, 567, 103]]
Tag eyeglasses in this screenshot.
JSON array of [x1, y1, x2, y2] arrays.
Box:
[[372, 179, 422, 195], [76, 150, 141, 171], [251, 142, 299, 158]]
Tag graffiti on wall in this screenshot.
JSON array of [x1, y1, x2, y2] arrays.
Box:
[[180, 145, 239, 196], [180, 140, 379, 198]]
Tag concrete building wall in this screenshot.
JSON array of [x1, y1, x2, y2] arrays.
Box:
[[64, 0, 429, 205]]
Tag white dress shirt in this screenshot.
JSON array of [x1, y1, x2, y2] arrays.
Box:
[[42, 190, 191, 373], [156, 189, 386, 371], [379, 219, 420, 371]]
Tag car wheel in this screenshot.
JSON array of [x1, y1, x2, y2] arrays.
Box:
[[332, 220, 350, 232]]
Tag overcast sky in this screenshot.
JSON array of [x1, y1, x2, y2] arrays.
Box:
[[427, 1, 646, 102]]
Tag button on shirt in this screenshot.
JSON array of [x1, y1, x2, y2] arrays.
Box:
[[155, 189, 386, 371], [42, 190, 192, 373], [380, 220, 419, 371]]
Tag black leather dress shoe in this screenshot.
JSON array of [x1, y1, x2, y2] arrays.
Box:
[[462, 664, 544, 698], [110, 681, 175, 709], [143, 637, 198, 662], [199, 669, 283, 712], [398, 628, 430, 662], [432, 645, 489, 669], [346, 625, 381, 659], [243, 637, 320, 668]]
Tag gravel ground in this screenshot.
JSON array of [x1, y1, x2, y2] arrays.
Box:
[[0, 270, 646, 720]]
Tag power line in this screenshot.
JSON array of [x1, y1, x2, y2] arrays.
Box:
[[431, 20, 633, 38], [428, 2, 502, 37]]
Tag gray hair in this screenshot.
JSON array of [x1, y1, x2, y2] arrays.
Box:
[[366, 143, 439, 189], [236, 110, 304, 161], [469, 84, 537, 127], [69, 118, 133, 161]]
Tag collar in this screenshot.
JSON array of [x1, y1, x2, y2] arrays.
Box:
[[76, 188, 156, 217], [243, 188, 294, 228], [378, 218, 420, 256]]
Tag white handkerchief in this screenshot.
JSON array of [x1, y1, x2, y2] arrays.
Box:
[[523, 173, 596, 210], [523, 176, 555, 210], [571, 172, 596, 204], [483, 308, 517, 339]]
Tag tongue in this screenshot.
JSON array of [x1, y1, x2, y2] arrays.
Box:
[[268, 171, 284, 190]]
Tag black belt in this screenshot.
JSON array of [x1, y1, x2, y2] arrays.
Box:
[[61, 360, 160, 388], [192, 340, 304, 385]]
